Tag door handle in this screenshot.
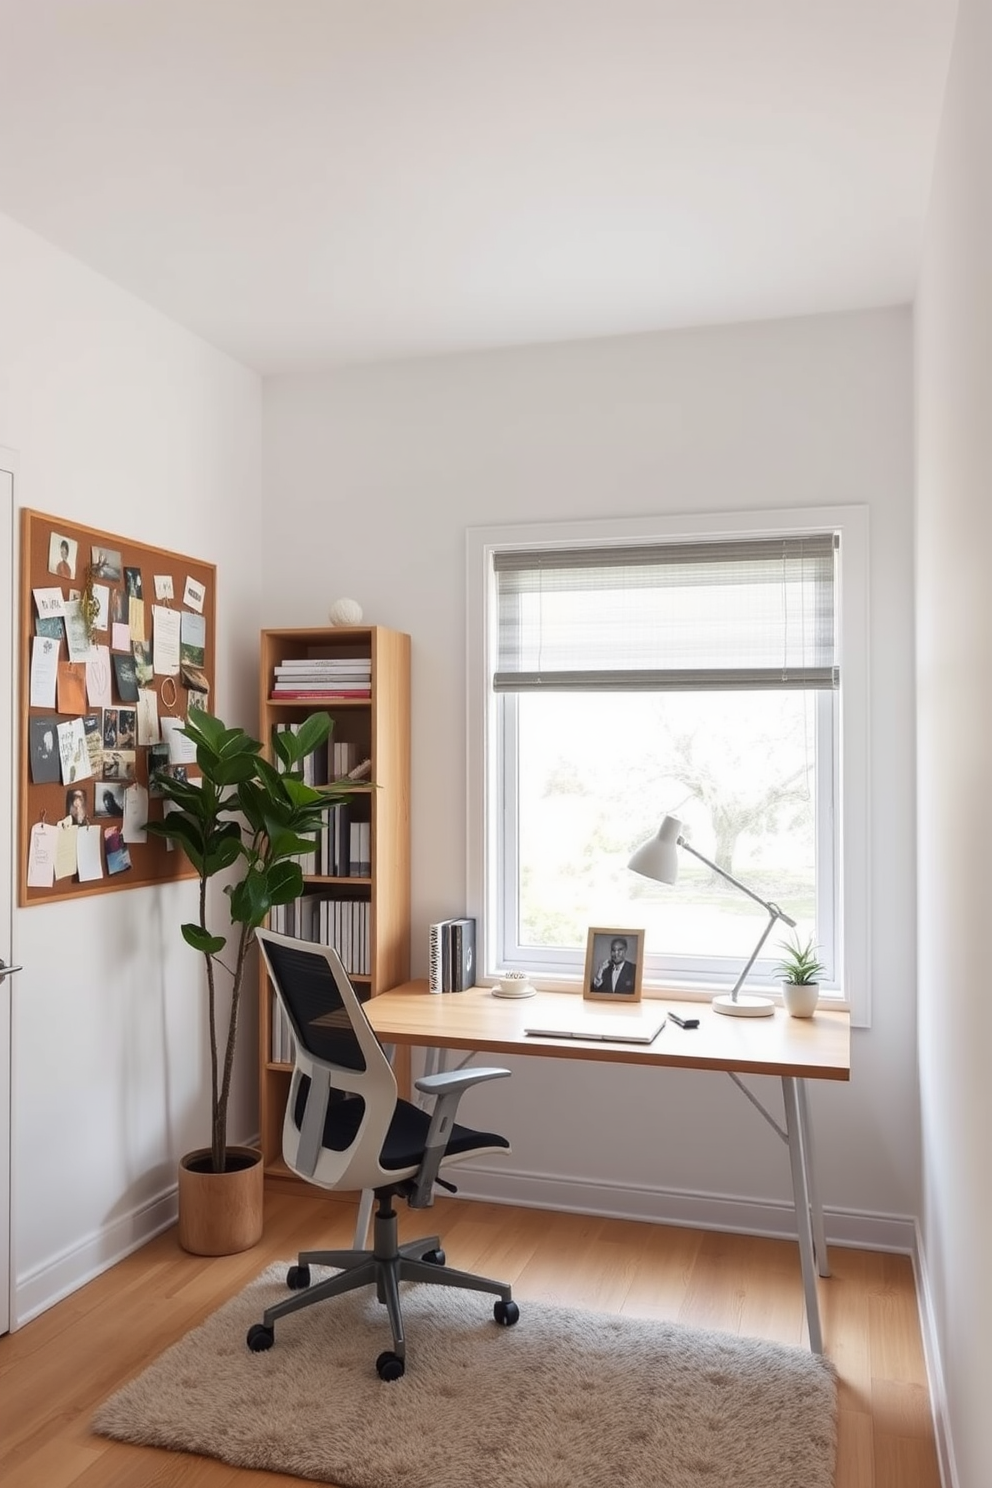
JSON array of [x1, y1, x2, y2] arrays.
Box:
[[0, 959, 22, 982]]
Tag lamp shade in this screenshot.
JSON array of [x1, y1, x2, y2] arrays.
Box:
[[627, 814, 683, 885]]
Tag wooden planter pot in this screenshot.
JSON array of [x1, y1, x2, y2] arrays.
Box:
[[177, 1146, 264, 1255]]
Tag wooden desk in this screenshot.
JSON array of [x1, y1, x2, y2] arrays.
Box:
[[367, 981, 851, 1353]]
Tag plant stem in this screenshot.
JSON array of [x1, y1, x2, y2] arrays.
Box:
[[213, 919, 252, 1174], [200, 873, 222, 1173]]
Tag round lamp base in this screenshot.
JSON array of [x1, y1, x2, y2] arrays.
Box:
[[712, 993, 776, 1018]]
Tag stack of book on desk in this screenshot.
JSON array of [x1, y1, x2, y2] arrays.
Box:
[[270, 657, 372, 699], [428, 917, 476, 993]]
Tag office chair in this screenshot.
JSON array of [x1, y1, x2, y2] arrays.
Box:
[[247, 929, 519, 1380]]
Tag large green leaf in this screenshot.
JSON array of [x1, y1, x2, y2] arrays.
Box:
[[149, 773, 211, 812], [281, 774, 328, 809], [268, 828, 320, 861], [181, 923, 227, 955], [144, 814, 208, 873], [291, 712, 332, 759], [200, 829, 245, 876], [270, 730, 297, 772], [206, 751, 261, 788], [266, 859, 305, 904], [235, 777, 268, 835], [228, 870, 273, 929]]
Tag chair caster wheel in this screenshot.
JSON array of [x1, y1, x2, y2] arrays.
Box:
[[287, 1264, 311, 1289], [376, 1350, 405, 1381], [246, 1323, 274, 1352], [421, 1248, 445, 1266], [494, 1299, 520, 1326]]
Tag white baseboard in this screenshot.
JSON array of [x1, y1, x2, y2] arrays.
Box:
[[13, 1185, 178, 1330], [449, 1162, 918, 1254], [11, 1157, 919, 1333], [913, 1222, 957, 1488]]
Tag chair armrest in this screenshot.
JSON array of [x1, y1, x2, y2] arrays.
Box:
[[414, 1066, 510, 1098], [410, 1067, 510, 1208]]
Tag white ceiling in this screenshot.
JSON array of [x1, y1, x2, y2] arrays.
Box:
[[0, 0, 957, 374]]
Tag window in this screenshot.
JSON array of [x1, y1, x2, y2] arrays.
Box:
[[467, 508, 869, 1021]]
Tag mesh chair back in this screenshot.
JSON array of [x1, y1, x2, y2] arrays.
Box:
[[259, 935, 367, 1071], [255, 928, 405, 1190]]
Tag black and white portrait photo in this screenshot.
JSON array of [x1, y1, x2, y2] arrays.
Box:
[[584, 928, 645, 1002]]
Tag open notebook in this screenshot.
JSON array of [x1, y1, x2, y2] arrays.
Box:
[[524, 1011, 666, 1046]]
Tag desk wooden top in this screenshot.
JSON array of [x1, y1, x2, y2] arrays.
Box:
[[367, 981, 851, 1081]]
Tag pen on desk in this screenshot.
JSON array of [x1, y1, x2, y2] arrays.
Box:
[[668, 1011, 700, 1029]]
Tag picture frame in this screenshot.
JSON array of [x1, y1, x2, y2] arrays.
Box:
[[584, 927, 645, 1002]]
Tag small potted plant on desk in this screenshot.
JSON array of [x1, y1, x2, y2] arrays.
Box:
[[773, 933, 825, 1018], [146, 706, 355, 1255]]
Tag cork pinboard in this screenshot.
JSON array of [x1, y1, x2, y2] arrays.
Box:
[[19, 508, 216, 905]]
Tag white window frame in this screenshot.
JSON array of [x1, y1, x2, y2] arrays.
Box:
[[467, 506, 870, 1026]]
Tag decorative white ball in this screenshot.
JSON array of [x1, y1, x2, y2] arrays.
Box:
[[328, 597, 363, 626]]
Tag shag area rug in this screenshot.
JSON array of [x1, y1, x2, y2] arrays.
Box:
[[93, 1262, 836, 1488]]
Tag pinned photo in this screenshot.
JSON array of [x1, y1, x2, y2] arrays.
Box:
[[104, 826, 132, 875], [116, 708, 136, 750], [132, 639, 153, 686], [147, 742, 170, 796], [181, 661, 210, 698], [29, 716, 62, 784], [113, 652, 139, 702], [65, 786, 89, 826], [90, 546, 122, 582], [49, 532, 78, 581], [103, 749, 137, 783], [96, 782, 125, 817]]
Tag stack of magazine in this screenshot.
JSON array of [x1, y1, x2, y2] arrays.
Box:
[[269, 656, 371, 700]]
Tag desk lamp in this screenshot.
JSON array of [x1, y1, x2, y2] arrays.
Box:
[[628, 814, 796, 1018]]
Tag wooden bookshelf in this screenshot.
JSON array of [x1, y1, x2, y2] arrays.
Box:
[[257, 624, 411, 1192]]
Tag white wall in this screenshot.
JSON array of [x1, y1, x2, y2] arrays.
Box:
[[263, 307, 919, 1243], [915, 0, 992, 1483], [0, 211, 263, 1322]]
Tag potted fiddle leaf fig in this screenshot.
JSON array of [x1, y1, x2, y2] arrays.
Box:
[[773, 932, 825, 1019], [146, 705, 355, 1253]]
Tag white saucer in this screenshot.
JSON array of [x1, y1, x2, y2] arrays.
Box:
[[491, 982, 537, 998]]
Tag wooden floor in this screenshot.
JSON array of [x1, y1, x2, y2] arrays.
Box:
[[0, 1191, 941, 1488]]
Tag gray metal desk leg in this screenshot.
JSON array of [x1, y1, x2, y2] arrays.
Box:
[[781, 1076, 824, 1354], [796, 1078, 830, 1277]]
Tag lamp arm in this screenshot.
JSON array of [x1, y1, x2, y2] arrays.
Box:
[[677, 835, 798, 1005], [676, 837, 797, 924], [729, 909, 787, 1001]]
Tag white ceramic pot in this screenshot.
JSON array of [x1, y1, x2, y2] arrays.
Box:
[[781, 980, 819, 1018]]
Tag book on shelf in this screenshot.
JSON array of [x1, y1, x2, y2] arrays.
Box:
[[268, 894, 370, 977], [273, 672, 371, 682], [269, 688, 372, 700], [275, 657, 371, 669], [271, 672, 370, 682], [349, 820, 371, 876], [273, 658, 371, 684]]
